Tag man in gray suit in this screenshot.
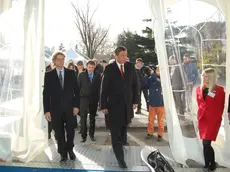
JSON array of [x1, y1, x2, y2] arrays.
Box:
[[168, 56, 186, 120]]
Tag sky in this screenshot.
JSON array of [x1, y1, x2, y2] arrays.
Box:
[[44, 0, 219, 48], [44, 0, 152, 47]]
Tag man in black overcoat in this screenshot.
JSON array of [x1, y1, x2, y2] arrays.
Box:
[[101, 46, 139, 168], [43, 52, 80, 162]]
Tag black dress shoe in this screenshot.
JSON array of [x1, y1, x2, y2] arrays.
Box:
[[60, 153, 67, 162], [90, 136, 96, 141], [209, 162, 217, 171], [69, 151, 76, 160], [81, 138, 86, 142], [118, 160, 127, 169], [48, 133, 51, 139]]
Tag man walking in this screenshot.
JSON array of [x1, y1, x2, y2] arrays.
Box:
[[101, 46, 139, 169], [43, 52, 80, 162], [78, 60, 101, 142]]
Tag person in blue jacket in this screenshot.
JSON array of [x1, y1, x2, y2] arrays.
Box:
[[145, 65, 165, 141]]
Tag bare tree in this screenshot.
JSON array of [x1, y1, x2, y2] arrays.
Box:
[[72, 0, 109, 59]]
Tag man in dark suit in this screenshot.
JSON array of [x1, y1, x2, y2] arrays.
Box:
[[78, 60, 101, 142], [43, 52, 80, 162], [101, 46, 139, 169]]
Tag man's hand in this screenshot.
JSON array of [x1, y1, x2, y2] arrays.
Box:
[[102, 109, 108, 114], [73, 108, 79, 116], [133, 104, 138, 109], [45, 112, 51, 121]]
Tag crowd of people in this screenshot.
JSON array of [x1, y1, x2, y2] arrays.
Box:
[[43, 46, 229, 171]]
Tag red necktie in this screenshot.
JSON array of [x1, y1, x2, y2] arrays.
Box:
[[120, 64, 124, 79]]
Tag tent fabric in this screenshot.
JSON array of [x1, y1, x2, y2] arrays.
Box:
[[0, 0, 46, 162], [149, 0, 230, 167]]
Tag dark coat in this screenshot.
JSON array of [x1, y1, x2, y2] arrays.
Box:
[[136, 66, 151, 89], [78, 70, 101, 109], [95, 64, 104, 74], [148, 74, 164, 107], [101, 61, 139, 127], [43, 68, 80, 130]]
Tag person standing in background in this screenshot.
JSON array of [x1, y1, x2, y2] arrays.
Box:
[[183, 54, 198, 93], [196, 68, 225, 171], [135, 58, 150, 113], [169, 55, 187, 120], [76, 60, 85, 77], [145, 65, 165, 141], [101, 46, 139, 169]]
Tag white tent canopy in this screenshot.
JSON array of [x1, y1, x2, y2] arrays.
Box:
[[64, 47, 89, 65]]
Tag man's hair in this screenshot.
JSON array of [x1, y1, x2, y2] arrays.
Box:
[[114, 46, 127, 56], [136, 58, 143, 63], [101, 60, 107, 63], [184, 54, 190, 58], [76, 60, 83, 66], [87, 60, 96, 66], [52, 52, 65, 62]]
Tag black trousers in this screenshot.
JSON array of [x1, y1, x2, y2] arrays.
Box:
[[54, 113, 75, 154], [110, 125, 127, 161], [203, 140, 215, 166], [105, 113, 109, 129], [137, 88, 149, 110], [48, 121, 52, 134], [80, 98, 97, 139]]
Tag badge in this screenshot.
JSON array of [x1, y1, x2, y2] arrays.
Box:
[[208, 91, 215, 98]]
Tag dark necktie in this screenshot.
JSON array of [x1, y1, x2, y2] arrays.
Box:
[[120, 64, 124, 79], [59, 71, 63, 88]]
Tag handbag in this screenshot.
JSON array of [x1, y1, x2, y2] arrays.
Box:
[[147, 149, 175, 172]]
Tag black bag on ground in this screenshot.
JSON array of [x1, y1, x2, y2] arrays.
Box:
[[147, 149, 175, 172]]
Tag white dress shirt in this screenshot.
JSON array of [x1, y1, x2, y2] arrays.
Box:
[[116, 61, 125, 73]]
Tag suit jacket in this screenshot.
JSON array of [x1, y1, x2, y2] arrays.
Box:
[[170, 65, 186, 90], [196, 85, 225, 141], [78, 70, 101, 109], [43, 68, 80, 129], [101, 61, 139, 127]]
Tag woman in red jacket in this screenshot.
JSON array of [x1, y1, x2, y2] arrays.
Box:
[[196, 68, 225, 171]]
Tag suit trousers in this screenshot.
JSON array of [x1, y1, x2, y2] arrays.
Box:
[[110, 125, 127, 161], [48, 121, 52, 134], [138, 88, 149, 110], [80, 98, 97, 139], [173, 91, 186, 116], [54, 112, 75, 154], [147, 106, 165, 136]]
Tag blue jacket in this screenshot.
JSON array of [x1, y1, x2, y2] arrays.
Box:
[[148, 74, 164, 107], [184, 62, 198, 84]]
